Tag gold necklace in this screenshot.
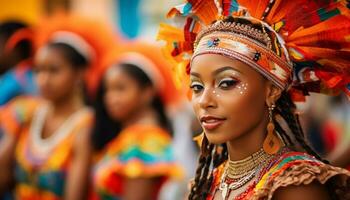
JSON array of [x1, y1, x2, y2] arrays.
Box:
[[219, 148, 273, 199], [226, 148, 273, 178]]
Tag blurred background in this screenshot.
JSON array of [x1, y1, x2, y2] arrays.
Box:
[[0, 0, 181, 39]]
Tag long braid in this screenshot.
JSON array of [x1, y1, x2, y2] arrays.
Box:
[[273, 118, 293, 146], [276, 92, 325, 161], [189, 135, 215, 200]]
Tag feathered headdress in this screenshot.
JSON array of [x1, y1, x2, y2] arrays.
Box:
[[158, 0, 350, 101], [33, 13, 117, 97]]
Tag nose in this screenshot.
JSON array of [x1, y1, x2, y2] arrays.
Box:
[[35, 71, 50, 88], [198, 87, 217, 109]]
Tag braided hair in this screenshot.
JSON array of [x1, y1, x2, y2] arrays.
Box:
[[188, 17, 327, 200]]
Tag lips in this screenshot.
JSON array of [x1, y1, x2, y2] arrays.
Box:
[[200, 115, 226, 130]]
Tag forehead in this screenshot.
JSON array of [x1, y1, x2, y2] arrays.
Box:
[[35, 46, 64, 64], [104, 65, 135, 83], [191, 54, 247, 75]]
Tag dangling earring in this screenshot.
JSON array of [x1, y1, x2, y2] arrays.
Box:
[[263, 104, 283, 155]]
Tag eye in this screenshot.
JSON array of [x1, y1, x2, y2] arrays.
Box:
[[218, 78, 238, 89], [190, 82, 204, 93]]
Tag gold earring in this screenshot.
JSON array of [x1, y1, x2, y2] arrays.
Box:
[[263, 104, 282, 155]]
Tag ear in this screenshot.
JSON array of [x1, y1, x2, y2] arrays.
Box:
[[77, 69, 86, 82], [265, 82, 282, 107], [140, 86, 156, 106]]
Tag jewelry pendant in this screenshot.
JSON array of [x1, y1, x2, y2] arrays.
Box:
[[221, 183, 228, 200]]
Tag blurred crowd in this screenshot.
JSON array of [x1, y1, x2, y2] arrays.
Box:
[[0, 0, 349, 200]]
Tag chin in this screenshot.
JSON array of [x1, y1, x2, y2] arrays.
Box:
[[204, 130, 230, 145], [41, 94, 56, 101]]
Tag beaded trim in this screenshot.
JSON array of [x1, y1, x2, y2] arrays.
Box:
[[195, 20, 271, 48], [192, 33, 292, 89]]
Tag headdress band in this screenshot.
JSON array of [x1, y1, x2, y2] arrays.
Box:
[[192, 20, 293, 89], [50, 31, 96, 62], [109, 52, 165, 92]]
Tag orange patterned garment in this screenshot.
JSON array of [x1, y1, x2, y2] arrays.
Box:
[[0, 96, 93, 200]]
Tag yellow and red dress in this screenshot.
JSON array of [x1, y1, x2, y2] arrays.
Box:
[[207, 149, 350, 200], [91, 124, 182, 200], [0, 96, 93, 200]]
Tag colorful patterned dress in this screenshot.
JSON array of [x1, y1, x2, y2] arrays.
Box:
[[92, 124, 182, 200], [207, 149, 350, 200], [0, 96, 93, 200]]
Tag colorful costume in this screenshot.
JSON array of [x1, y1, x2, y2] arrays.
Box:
[[0, 96, 93, 200], [208, 149, 350, 200], [159, 0, 350, 199], [92, 125, 182, 199]]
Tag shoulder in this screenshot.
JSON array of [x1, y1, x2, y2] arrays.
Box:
[[253, 151, 350, 200], [94, 125, 181, 179], [0, 96, 42, 137], [3, 95, 41, 108], [72, 107, 95, 146]]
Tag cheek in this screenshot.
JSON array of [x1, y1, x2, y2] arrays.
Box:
[[191, 96, 201, 119], [222, 84, 266, 131], [104, 87, 140, 119], [52, 70, 76, 89]]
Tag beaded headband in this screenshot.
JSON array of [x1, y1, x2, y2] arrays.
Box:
[[192, 20, 293, 89]]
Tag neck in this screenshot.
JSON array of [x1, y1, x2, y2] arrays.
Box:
[[122, 106, 158, 128], [226, 113, 269, 161], [49, 92, 84, 117]]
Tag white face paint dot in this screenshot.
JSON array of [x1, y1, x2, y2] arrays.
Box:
[[237, 83, 248, 95]]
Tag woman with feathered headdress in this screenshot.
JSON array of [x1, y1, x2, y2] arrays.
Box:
[[159, 0, 350, 199]]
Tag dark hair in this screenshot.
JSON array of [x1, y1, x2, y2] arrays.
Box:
[[91, 63, 172, 151], [46, 42, 89, 69], [188, 16, 331, 200], [0, 21, 32, 59], [0, 21, 26, 41], [0, 21, 32, 73]]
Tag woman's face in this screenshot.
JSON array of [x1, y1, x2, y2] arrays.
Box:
[[103, 66, 149, 122], [190, 54, 269, 144], [34, 47, 82, 102]]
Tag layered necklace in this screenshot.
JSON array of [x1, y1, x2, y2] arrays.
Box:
[[219, 148, 274, 200]]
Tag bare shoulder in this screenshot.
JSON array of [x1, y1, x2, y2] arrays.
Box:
[[73, 126, 92, 151], [272, 181, 330, 200]]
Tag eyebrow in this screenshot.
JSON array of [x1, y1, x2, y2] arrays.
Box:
[[190, 66, 241, 78], [213, 66, 241, 76], [190, 71, 201, 77]]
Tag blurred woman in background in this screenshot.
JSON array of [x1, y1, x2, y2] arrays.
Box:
[[91, 42, 182, 200], [0, 14, 115, 200]]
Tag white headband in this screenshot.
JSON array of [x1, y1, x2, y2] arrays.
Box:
[[50, 31, 96, 62], [110, 52, 165, 91]]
